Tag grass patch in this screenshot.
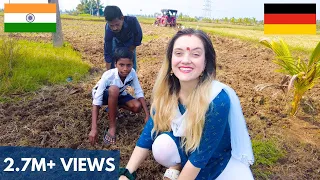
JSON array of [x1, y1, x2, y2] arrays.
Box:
[[0, 38, 90, 95], [137, 17, 155, 24], [182, 21, 264, 31], [251, 139, 285, 179], [200, 27, 317, 55], [61, 14, 105, 22], [142, 34, 159, 43], [252, 139, 285, 166]]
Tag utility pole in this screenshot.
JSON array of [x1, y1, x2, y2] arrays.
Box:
[[203, 0, 212, 18], [49, 0, 63, 47]]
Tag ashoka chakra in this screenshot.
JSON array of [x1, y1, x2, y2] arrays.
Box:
[[26, 13, 35, 23]]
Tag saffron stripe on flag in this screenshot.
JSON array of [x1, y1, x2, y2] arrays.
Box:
[[264, 14, 316, 24], [264, 3, 316, 14], [264, 24, 316, 34], [4, 4, 56, 13], [4, 13, 56, 23], [4, 23, 56, 32]]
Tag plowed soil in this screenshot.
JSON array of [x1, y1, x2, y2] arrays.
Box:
[[0, 18, 319, 180]]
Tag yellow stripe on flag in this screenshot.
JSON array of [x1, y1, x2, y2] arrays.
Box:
[[4, 4, 56, 13], [264, 24, 316, 34]]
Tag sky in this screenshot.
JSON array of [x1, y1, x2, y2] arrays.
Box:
[[1, 0, 320, 20]]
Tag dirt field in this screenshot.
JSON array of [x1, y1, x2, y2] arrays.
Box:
[[0, 18, 319, 180]]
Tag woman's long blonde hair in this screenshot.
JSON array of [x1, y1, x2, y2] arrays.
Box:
[[151, 29, 217, 153]]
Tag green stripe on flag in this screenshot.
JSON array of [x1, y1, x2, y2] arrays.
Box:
[[4, 23, 56, 32]]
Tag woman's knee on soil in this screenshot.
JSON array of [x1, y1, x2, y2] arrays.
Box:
[[152, 134, 181, 168], [108, 86, 120, 98]]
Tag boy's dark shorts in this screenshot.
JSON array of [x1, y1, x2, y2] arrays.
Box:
[[102, 89, 135, 106]]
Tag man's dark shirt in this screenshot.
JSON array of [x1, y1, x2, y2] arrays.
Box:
[[104, 16, 143, 63]]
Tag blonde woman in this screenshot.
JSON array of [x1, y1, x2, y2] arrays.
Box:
[[119, 29, 254, 180]]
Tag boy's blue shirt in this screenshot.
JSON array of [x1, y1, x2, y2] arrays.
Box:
[[104, 16, 143, 63]]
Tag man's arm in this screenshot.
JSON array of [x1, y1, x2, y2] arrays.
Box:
[[129, 45, 136, 52], [104, 24, 114, 70], [133, 17, 142, 47]]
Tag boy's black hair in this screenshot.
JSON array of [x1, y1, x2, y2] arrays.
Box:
[[104, 6, 123, 21], [113, 47, 133, 63]]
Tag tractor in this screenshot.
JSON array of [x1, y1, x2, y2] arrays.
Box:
[[154, 9, 180, 27]]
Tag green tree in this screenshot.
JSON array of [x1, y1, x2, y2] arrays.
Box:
[[252, 17, 257, 25], [230, 17, 235, 24], [223, 17, 229, 23], [76, 0, 104, 16], [178, 12, 183, 19], [244, 17, 250, 25]]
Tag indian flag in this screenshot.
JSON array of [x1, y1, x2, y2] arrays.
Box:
[[264, 3, 316, 35], [4, 3, 57, 32]]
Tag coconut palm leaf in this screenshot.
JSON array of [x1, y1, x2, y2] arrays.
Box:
[[259, 38, 320, 116], [309, 41, 320, 66], [298, 57, 308, 72]]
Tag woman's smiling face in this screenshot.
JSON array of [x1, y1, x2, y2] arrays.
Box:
[[171, 35, 206, 83]]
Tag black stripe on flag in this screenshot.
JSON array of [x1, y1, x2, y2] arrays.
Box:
[[264, 3, 316, 14]]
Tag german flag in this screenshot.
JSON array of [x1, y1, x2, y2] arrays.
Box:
[[264, 3, 316, 34]]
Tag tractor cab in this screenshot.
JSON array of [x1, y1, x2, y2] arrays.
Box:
[[154, 9, 178, 27]]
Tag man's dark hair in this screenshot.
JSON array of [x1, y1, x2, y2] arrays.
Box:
[[113, 47, 133, 63], [104, 6, 123, 21]]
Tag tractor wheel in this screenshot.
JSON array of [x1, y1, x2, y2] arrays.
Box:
[[160, 19, 168, 27]]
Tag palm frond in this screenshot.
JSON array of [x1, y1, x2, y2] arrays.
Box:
[[260, 38, 320, 116], [316, 64, 320, 79], [279, 39, 292, 57], [272, 57, 301, 75], [309, 41, 320, 66], [298, 57, 308, 72], [259, 38, 273, 49]]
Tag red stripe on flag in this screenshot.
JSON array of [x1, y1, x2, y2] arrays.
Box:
[[264, 14, 316, 24]]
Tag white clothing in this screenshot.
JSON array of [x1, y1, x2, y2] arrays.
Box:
[[92, 68, 144, 106]]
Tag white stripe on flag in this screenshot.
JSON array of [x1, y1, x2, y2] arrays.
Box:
[[5, 13, 56, 23], [4, 0, 48, 3]]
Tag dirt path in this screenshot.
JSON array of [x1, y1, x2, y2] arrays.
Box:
[[0, 19, 319, 179]]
